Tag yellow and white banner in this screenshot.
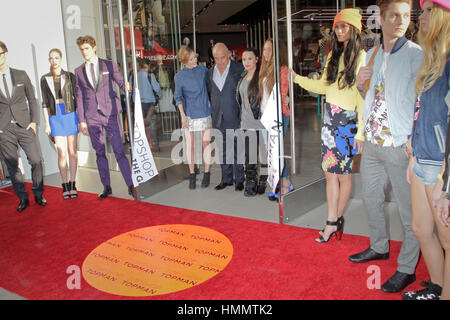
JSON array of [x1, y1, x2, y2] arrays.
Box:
[[132, 89, 158, 187]]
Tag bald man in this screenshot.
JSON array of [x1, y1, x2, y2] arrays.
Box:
[[206, 43, 244, 191]]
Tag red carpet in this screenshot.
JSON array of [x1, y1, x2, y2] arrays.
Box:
[[0, 184, 428, 300]]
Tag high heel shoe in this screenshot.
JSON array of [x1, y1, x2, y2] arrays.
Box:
[[70, 181, 78, 198], [315, 219, 344, 243], [319, 216, 344, 236], [268, 183, 280, 201], [281, 183, 294, 195], [338, 216, 344, 230], [62, 183, 71, 200]]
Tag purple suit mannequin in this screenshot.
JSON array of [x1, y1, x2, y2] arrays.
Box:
[[74, 37, 133, 198]]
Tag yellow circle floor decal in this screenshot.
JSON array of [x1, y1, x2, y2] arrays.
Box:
[[82, 224, 233, 296]]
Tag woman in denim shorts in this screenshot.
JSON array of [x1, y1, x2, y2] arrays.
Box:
[[403, 0, 450, 300], [174, 46, 213, 189]]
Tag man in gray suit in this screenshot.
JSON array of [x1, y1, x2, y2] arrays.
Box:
[[0, 41, 46, 212]]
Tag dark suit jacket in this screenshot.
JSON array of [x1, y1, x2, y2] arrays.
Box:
[[206, 60, 244, 130], [74, 58, 125, 123], [0, 68, 39, 130]]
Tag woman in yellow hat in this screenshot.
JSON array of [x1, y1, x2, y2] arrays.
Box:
[[291, 8, 366, 243]]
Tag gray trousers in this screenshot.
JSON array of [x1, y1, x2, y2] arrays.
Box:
[[0, 123, 44, 200], [361, 141, 420, 274]]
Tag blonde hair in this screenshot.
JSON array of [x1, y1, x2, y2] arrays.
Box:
[[178, 45, 194, 65], [415, 4, 450, 95]]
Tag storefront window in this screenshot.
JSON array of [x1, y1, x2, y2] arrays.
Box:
[[100, 0, 183, 161]]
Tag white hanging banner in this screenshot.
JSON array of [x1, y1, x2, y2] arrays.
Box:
[[132, 89, 158, 186], [260, 87, 284, 193]]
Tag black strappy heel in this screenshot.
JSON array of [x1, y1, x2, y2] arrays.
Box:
[[316, 218, 344, 243], [70, 181, 78, 198], [319, 216, 344, 235], [62, 183, 71, 200]]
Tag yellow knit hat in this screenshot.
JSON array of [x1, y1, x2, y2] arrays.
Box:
[[333, 8, 362, 33]]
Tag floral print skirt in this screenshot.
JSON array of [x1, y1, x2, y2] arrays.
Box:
[[321, 103, 357, 175]]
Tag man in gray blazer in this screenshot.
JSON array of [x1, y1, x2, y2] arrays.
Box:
[[206, 43, 245, 191], [0, 41, 46, 212]]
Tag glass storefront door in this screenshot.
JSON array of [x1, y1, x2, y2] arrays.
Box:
[[100, 0, 184, 159], [275, 0, 421, 224], [60, 0, 193, 199]]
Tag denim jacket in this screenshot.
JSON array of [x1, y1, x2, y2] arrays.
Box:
[[174, 65, 212, 119], [362, 37, 423, 147], [412, 59, 450, 167]]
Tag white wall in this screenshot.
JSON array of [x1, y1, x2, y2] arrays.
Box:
[[1, 0, 67, 179]]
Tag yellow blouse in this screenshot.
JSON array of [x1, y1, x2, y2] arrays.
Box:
[[294, 50, 366, 141]]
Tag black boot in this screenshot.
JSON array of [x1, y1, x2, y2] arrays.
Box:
[[257, 175, 267, 194], [189, 173, 196, 189], [244, 180, 257, 197], [244, 163, 258, 196], [201, 172, 210, 188]]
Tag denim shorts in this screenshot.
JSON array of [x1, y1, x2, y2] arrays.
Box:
[[413, 161, 442, 185]]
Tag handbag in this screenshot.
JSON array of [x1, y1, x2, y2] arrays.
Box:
[[334, 121, 358, 157]]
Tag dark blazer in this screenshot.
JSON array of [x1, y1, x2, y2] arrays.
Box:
[[206, 60, 244, 130], [74, 58, 125, 123], [40, 70, 77, 116], [0, 68, 39, 130]]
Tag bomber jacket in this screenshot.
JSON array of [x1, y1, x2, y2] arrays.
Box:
[[362, 37, 423, 147], [412, 59, 450, 167], [236, 70, 261, 120], [40, 70, 77, 115]]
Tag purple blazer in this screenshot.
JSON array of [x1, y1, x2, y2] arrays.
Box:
[[74, 58, 125, 123]]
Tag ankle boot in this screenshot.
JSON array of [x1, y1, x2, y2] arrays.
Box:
[[257, 175, 268, 194], [201, 172, 210, 188], [189, 173, 196, 189]]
